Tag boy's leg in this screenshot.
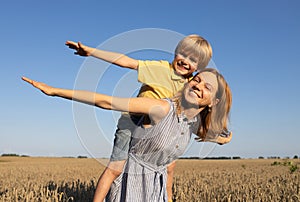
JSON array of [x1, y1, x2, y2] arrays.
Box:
[[93, 114, 141, 201], [93, 128, 130, 202], [167, 161, 176, 202], [93, 160, 126, 202]]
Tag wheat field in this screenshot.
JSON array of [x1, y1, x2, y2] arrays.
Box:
[[0, 157, 299, 201]]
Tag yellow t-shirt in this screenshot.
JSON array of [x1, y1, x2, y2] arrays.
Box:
[[137, 60, 189, 99]]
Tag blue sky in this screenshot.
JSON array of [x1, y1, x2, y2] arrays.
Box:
[[1, 1, 299, 159]]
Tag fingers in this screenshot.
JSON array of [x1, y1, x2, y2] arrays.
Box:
[[22, 76, 49, 95], [218, 132, 232, 145], [22, 77, 40, 89], [65, 40, 78, 50], [65, 40, 75, 46], [227, 132, 232, 140], [65, 40, 89, 56], [22, 76, 34, 85]]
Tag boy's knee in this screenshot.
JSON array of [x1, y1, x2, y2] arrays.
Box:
[[106, 160, 126, 177], [167, 161, 176, 174], [106, 167, 122, 177]]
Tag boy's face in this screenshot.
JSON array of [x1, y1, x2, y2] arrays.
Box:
[[173, 53, 199, 77]]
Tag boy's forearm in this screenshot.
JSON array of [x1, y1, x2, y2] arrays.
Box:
[[90, 48, 138, 69], [66, 41, 138, 69]]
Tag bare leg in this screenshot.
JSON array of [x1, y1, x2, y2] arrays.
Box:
[[166, 161, 176, 202], [93, 160, 126, 202]]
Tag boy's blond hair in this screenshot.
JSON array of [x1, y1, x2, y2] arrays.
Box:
[[175, 34, 213, 70]]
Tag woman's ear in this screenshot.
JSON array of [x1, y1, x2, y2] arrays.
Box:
[[209, 98, 220, 108], [213, 98, 220, 106]]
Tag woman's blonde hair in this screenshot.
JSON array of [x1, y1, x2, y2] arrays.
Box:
[[172, 68, 232, 141], [175, 34, 213, 70]]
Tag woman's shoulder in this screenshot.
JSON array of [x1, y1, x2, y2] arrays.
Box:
[[158, 98, 173, 114], [148, 98, 173, 124]]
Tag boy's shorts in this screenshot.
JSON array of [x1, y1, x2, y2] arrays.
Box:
[[110, 113, 142, 161]]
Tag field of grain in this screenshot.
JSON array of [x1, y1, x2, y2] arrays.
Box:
[[0, 157, 299, 201]]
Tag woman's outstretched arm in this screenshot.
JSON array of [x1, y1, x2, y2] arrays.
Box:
[[22, 77, 169, 123]]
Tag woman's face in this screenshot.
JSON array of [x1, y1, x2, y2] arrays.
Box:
[[184, 72, 218, 107]]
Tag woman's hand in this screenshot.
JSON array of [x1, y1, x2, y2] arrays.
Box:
[[22, 77, 55, 96], [65, 41, 92, 56]]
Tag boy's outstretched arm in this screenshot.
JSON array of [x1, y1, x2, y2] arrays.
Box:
[[65, 41, 139, 69]]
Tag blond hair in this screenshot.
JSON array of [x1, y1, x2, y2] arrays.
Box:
[[175, 34, 213, 70]]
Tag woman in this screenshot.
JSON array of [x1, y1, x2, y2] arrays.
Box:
[[22, 68, 232, 201]]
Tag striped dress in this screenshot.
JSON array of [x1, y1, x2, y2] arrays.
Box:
[[106, 100, 198, 202]]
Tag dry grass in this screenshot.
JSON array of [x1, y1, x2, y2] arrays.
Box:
[[0, 157, 106, 201], [173, 159, 300, 202], [0, 157, 299, 201]]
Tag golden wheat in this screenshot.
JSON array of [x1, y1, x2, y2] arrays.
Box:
[[0, 157, 299, 201]]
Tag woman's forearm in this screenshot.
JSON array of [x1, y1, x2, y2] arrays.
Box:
[[54, 88, 169, 122], [54, 88, 114, 110], [54, 88, 140, 113]]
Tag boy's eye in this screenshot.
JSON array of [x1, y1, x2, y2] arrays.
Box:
[[190, 58, 197, 64], [180, 53, 187, 58]]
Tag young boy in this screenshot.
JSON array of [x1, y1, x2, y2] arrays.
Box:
[[66, 35, 231, 202]]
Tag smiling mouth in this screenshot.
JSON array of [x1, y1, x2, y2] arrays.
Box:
[[190, 90, 201, 98]]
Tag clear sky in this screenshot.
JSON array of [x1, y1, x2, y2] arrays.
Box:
[[1, 1, 299, 159]]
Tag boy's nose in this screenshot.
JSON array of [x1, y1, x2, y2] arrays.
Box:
[[178, 60, 189, 68]]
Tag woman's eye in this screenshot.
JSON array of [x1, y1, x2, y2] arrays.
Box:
[[206, 85, 212, 91], [194, 78, 200, 83]]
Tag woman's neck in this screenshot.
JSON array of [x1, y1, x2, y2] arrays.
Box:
[[181, 106, 203, 120], [181, 98, 205, 120]]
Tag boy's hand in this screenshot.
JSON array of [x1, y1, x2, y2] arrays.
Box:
[[22, 77, 55, 96], [65, 41, 92, 56], [195, 131, 232, 145], [216, 131, 232, 145]]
